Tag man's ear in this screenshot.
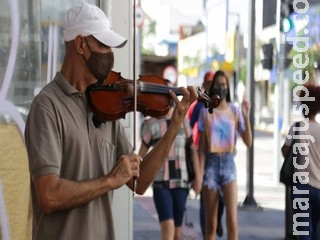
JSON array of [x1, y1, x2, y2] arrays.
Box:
[[74, 35, 85, 54]]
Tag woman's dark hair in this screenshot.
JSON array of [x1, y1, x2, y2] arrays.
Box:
[[208, 70, 231, 102], [299, 85, 320, 118]]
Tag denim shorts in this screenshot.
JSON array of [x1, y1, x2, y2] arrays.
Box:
[[203, 153, 237, 190], [152, 187, 189, 226]]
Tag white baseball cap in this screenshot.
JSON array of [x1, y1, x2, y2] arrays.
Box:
[[63, 2, 127, 48]]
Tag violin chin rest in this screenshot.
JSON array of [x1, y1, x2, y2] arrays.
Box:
[[92, 115, 105, 128]]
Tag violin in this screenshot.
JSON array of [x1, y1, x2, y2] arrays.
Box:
[[86, 71, 220, 124]]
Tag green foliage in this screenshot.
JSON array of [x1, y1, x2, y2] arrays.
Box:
[[141, 18, 157, 55], [146, 20, 156, 36], [182, 50, 203, 69], [239, 64, 247, 85]]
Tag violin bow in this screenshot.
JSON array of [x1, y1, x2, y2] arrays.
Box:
[[132, 0, 137, 196]]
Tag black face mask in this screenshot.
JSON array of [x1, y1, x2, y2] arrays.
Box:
[[213, 86, 228, 101], [84, 40, 114, 85]]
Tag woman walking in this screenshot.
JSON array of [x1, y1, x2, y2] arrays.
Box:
[[198, 70, 252, 240]]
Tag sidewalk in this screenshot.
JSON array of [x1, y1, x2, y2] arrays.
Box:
[[133, 186, 285, 240], [133, 129, 287, 240]]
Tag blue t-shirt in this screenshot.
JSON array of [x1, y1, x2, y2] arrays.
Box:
[[198, 103, 245, 153]]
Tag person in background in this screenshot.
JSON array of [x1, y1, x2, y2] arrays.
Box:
[[198, 70, 252, 240], [187, 71, 215, 149], [138, 80, 201, 240], [24, 3, 197, 240], [281, 85, 320, 240], [186, 70, 225, 238]]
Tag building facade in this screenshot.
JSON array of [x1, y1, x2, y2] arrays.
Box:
[[0, 1, 135, 239]]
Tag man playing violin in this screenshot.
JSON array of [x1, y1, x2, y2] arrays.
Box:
[[24, 3, 197, 240]]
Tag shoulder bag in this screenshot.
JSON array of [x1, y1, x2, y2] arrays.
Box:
[[183, 121, 195, 183], [279, 121, 300, 186]]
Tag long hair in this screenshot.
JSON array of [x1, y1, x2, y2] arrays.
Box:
[[208, 70, 231, 102]]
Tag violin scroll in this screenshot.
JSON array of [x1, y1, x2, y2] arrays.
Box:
[[196, 87, 220, 114]]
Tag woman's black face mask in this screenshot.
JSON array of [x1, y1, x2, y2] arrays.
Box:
[[212, 85, 228, 101], [84, 39, 114, 85]]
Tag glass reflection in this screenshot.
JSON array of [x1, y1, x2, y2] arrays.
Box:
[[0, 0, 97, 125]]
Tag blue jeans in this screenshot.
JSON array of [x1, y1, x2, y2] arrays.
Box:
[[153, 187, 189, 227], [292, 182, 320, 240]]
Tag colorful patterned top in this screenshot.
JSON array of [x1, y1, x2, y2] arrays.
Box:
[[140, 117, 192, 189], [198, 103, 245, 153]]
